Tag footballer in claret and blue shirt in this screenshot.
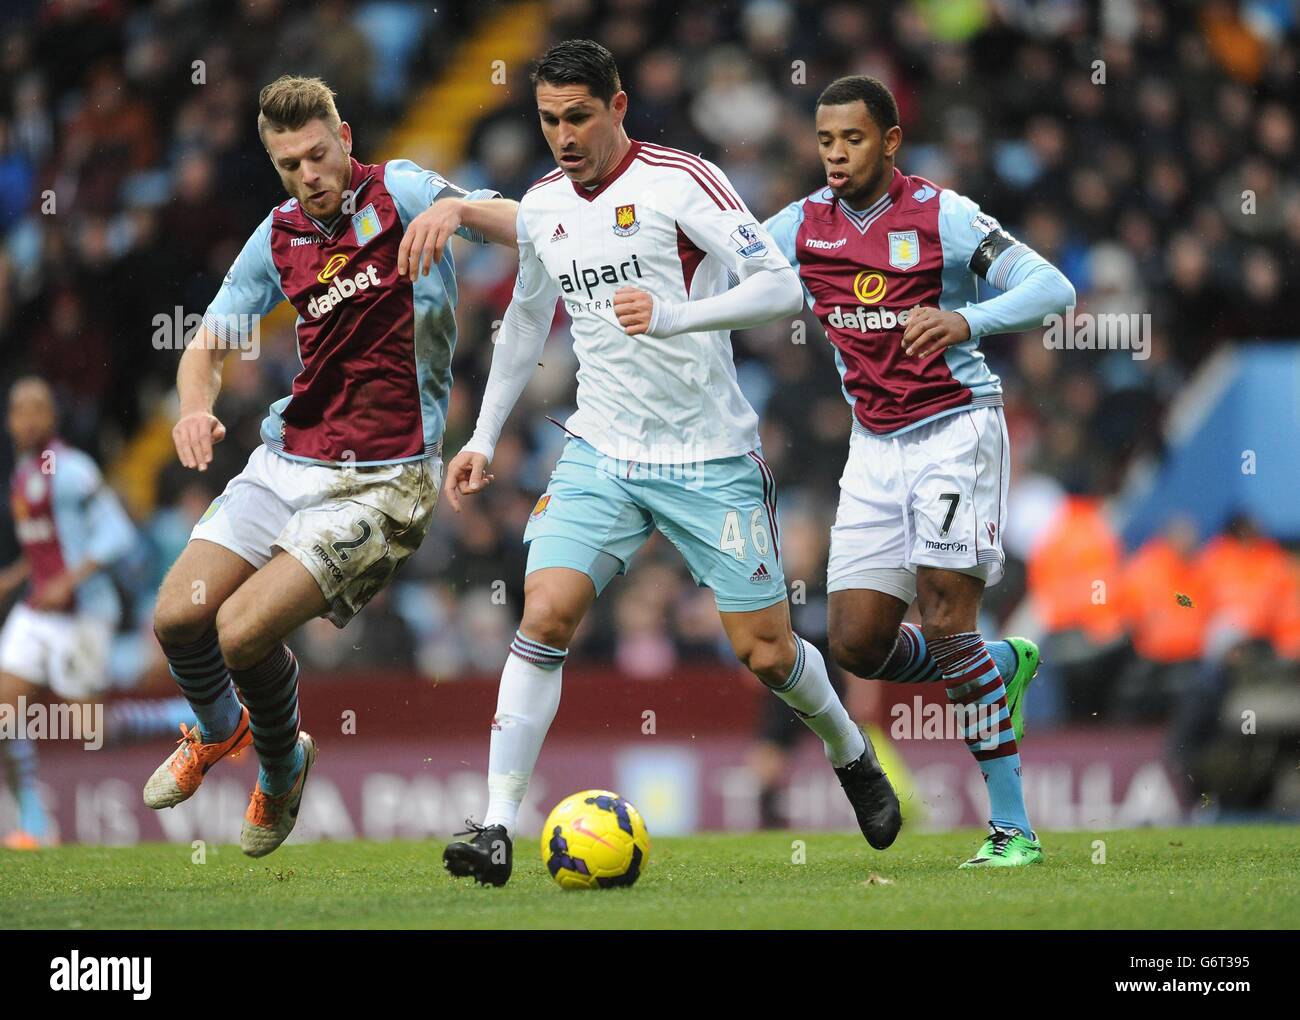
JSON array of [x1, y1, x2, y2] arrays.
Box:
[[142, 76, 520, 859], [765, 75, 1076, 869], [0, 378, 137, 849]]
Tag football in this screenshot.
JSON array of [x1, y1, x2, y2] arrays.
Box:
[[540, 790, 651, 890]]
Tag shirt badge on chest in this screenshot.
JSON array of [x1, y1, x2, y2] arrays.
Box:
[[613, 204, 639, 237], [888, 229, 920, 270], [352, 203, 382, 247]]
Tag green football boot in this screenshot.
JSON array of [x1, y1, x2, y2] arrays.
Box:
[[1002, 637, 1040, 742], [959, 826, 1044, 869]]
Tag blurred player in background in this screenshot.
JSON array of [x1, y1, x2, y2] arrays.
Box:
[[765, 76, 1076, 867], [441, 41, 901, 887], [0, 378, 136, 848], [144, 76, 519, 857]]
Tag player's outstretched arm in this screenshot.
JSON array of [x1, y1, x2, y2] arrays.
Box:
[[445, 294, 554, 511], [181, 212, 280, 469], [454, 197, 519, 248], [174, 324, 230, 473], [614, 265, 803, 338], [398, 197, 520, 278], [446, 216, 561, 511]]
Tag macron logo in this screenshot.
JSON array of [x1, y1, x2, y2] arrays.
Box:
[[50, 952, 151, 1000], [805, 237, 847, 249]]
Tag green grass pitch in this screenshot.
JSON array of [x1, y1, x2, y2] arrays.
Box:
[[3, 826, 1297, 929]]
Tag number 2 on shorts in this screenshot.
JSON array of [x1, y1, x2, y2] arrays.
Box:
[[331, 519, 373, 562]]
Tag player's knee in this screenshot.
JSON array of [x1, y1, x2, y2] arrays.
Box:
[[828, 630, 894, 679], [152, 594, 216, 649], [518, 592, 580, 651], [214, 601, 270, 671], [738, 633, 797, 687]]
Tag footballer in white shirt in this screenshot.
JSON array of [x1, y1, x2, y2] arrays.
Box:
[[441, 40, 901, 886]]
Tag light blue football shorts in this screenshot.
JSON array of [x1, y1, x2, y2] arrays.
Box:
[[523, 438, 787, 613]]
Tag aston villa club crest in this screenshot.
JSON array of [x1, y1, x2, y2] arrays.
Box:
[[351, 202, 382, 247], [888, 229, 920, 270], [613, 204, 639, 236]]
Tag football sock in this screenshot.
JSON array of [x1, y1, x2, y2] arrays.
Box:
[[159, 629, 242, 743], [2, 736, 47, 839], [988, 639, 1017, 686], [106, 698, 196, 744], [875, 622, 1017, 685], [769, 637, 867, 768], [930, 631, 1033, 837], [230, 643, 303, 797], [483, 632, 566, 836]]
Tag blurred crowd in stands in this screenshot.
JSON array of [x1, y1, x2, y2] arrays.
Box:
[[1, 0, 1297, 758]]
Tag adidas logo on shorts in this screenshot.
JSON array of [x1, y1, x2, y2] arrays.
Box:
[[748, 563, 771, 584]]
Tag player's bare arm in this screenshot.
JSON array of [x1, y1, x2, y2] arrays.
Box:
[[173, 323, 230, 472], [398, 196, 520, 278]]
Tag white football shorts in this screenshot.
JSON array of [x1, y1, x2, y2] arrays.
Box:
[[0, 602, 113, 700], [190, 445, 440, 627], [827, 406, 1009, 603]]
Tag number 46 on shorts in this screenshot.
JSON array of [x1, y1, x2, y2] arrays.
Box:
[[719, 507, 771, 561]]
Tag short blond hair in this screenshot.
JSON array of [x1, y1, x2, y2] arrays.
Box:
[[257, 76, 341, 141]]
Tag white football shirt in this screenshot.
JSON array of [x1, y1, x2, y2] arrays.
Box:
[[511, 140, 791, 465]]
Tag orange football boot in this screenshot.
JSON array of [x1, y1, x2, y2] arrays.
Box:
[[143, 706, 252, 809]]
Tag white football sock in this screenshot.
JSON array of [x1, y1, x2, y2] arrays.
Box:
[[771, 637, 867, 768], [482, 635, 565, 836]]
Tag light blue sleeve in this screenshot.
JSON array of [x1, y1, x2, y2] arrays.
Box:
[[384, 158, 502, 243], [53, 452, 136, 568], [762, 199, 803, 266], [202, 214, 283, 345], [938, 189, 1075, 338], [763, 199, 816, 311]]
